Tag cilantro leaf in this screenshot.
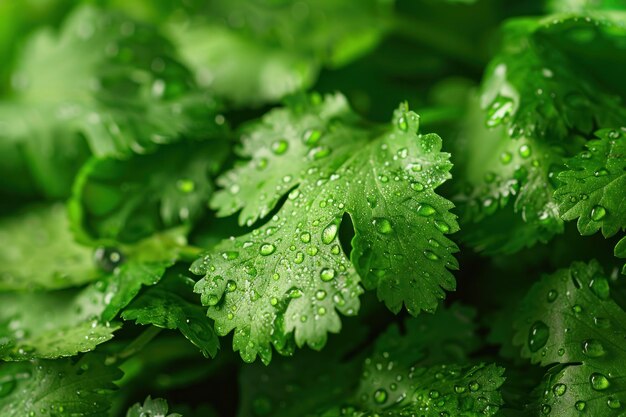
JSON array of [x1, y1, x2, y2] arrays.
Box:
[[168, 0, 392, 105], [126, 396, 181, 417], [451, 94, 565, 253], [70, 132, 229, 244], [547, 0, 626, 12], [481, 12, 626, 141], [0, 286, 120, 360], [239, 305, 504, 416], [0, 354, 122, 417], [0, 223, 177, 360], [0, 203, 100, 291], [193, 94, 459, 363], [513, 260, 626, 416], [122, 267, 220, 358], [0, 5, 223, 198], [555, 129, 626, 238]]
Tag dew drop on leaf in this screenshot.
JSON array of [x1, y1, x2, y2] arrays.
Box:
[[590, 373, 610, 391], [581, 339, 605, 357], [373, 218, 393, 234], [547, 290, 558, 302], [373, 388, 388, 404], [589, 277, 610, 300], [416, 204, 436, 217], [320, 268, 336, 282], [271, 140, 288, 155], [575, 401, 586, 411], [259, 243, 276, 256], [553, 383, 566, 396], [321, 222, 338, 244], [528, 321, 549, 352], [607, 398, 622, 409], [519, 144, 532, 158], [590, 205, 607, 221]]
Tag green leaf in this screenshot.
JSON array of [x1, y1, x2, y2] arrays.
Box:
[[481, 12, 626, 141], [0, 354, 122, 417], [0, 285, 120, 360], [450, 94, 565, 253], [513, 260, 626, 416], [122, 267, 220, 358], [239, 305, 504, 417], [0, 229, 177, 360], [168, 0, 392, 105], [0, 5, 223, 198], [193, 93, 459, 363], [70, 133, 229, 244], [126, 396, 181, 417], [547, 0, 626, 12], [0, 203, 100, 291], [555, 129, 626, 238]]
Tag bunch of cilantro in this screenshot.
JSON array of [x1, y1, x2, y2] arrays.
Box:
[[1, 0, 625, 416]]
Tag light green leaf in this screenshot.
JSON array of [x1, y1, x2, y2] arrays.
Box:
[[168, 0, 392, 105], [514, 260, 626, 416], [450, 93, 565, 254], [193, 94, 458, 363], [126, 396, 181, 417], [122, 267, 220, 358], [0, 354, 122, 417], [0, 5, 223, 198], [555, 129, 626, 238], [238, 305, 504, 417], [0, 203, 100, 291], [70, 140, 229, 243], [481, 12, 626, 141]]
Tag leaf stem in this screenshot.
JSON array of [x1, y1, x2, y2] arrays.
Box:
[[106, 326, 163, 365]]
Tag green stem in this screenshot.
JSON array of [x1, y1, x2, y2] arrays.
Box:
[[392, 15, 486, 71], [106, 326, 163, 365]]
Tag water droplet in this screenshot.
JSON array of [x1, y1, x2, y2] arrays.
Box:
[[469, 381, 480, 392], [177, 179, 195, 193], [271, 140, 289, 155], [300, 232, 311, 243], [416, 204, 436, 217], [519, 144, 532, 158], [572, 305, 583, 314], [397, 115, 408, 131], [226, 280, 237, 292], [541, 404, 551, 415], [322, 223, 338, 244], [547, 290, 558, 302], [582, 339, 605, 357], [454, 385, 466, 394], [591, 205, 607, 221], [374, 388, 388, 404], [222, 251, 239, 260], [528, 321, 549, 352], [373, 218, 393, 234], [589, 277, 610, 300], [500, 151, 512, 164], [594, 168, 609, 177], [320, 268, 336, 282], [303, 129, 322, 146], [206, 294, 219, 306], [411, 181, 424, 191], [575, 401, 586, 411], [590, 373, 610, 391], [434, 220, 450, 233], [486, 97, 514, 127], [423, 250, 439, 261], [553, 383, 566, 396], [260, 244, 276, 256], [93, 247, 124, 272], [315, 290, 327, 300], [607, 398, 622, 409]]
